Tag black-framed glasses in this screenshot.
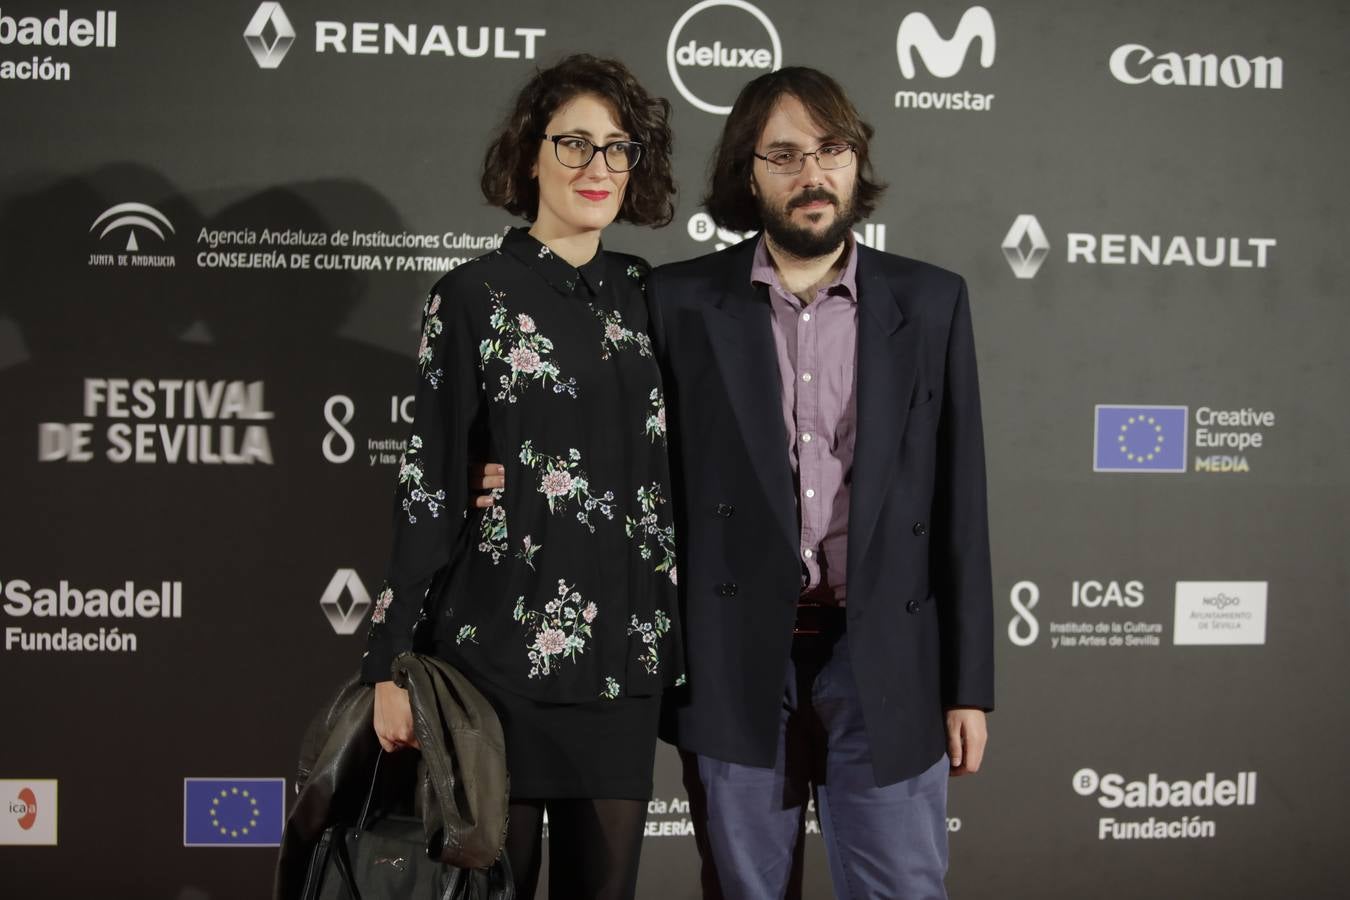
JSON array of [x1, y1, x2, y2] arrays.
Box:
[[752, 142, 855, 175], [543, 134, 645, 172]]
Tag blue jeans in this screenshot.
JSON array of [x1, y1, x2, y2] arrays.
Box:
[[692, 630, 949, 900]]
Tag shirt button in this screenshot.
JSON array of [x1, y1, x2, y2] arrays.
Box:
[[803, 548, 814, 559], [801, 433, 812, 443], [801, 372, 812, 383], [805, 488, 815, 498], [802, 312, 811, 322]]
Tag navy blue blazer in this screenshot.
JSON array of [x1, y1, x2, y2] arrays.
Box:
[[648, 237, 994, 786]]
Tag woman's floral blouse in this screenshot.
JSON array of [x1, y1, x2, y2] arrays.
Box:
[[362, 227, 682, 702]]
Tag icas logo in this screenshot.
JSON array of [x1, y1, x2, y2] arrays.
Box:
[[667, 0, 781, 115]]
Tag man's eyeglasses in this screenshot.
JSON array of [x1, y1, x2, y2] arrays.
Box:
[[543, 135, 645, 172], [752, 143, 855, 175]]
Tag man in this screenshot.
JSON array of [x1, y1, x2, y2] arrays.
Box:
[[645, 67, 993, 900], [477, 67, 993, 898]]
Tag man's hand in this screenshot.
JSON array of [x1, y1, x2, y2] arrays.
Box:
[[471, 463, 505, 508], [945, 708, 987, 776]]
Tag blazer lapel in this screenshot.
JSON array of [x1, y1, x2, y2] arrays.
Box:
[[848, 250, 919, 576], [701, 247, 800, 555]]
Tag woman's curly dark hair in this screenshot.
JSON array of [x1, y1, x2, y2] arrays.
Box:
[[481, 54, 676, 227]]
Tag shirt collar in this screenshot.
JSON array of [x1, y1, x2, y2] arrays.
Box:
[[501, 226, 606, 298], [750, 233, 859, 306]]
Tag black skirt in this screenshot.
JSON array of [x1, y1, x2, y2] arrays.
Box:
[[469, 673, 661, 801]]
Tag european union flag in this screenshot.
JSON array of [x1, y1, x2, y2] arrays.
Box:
[[183, 778, 285, 847], [1093, 405, 1188, 472]]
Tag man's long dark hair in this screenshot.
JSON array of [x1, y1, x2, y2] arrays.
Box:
[[703, 67, 886, 232]]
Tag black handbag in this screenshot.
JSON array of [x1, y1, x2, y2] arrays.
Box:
[[299, 751, 514, 900]]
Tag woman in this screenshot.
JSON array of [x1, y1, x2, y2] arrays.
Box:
[[362, 55, 681, 900]]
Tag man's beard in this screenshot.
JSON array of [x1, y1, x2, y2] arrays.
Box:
[[757, 186, 858, 260]]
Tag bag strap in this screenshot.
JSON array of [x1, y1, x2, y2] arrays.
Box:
[[356, 749, 384, 832]]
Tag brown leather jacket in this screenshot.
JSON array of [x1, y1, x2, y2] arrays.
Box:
[[273, 653, 509, 899]]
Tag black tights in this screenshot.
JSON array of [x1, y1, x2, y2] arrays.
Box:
[[504, 798, 646, 900]]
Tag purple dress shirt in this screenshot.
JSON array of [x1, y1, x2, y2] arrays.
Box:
[[750, 236, 859, 604]]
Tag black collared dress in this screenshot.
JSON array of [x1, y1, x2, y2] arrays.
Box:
[[362, 227, 682, 799]]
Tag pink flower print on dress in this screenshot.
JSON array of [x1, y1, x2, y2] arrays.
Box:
[[427, 295, 441, 316], [517, 313, 536, 333], [582, 602, 598, 623], [535, 628, 567, 656], [605, 322, 627, 343], [508, 345, 542, 374], [371, 587, 394, 624], [540, 469, 574, 498]]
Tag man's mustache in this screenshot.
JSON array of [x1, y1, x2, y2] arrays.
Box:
[[788, 188, 840, 211]]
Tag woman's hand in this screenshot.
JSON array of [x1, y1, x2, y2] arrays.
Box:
[[471, 462, 506, 508], [373, 680, 420, 752]]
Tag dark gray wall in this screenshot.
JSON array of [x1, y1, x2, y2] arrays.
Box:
[[2, 1, 1347, 896]]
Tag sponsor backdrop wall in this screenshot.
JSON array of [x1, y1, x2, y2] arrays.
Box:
[[2, 1, 1347, 897]]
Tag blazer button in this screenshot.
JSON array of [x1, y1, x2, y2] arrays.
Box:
[[715, 503, 735, 517], [717, 582, 739, 597], [906, 598, 921, 614], [912, 522, 927, 536]]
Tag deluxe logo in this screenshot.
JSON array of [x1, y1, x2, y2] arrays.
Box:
[[1093, 405, 1188, 473], [1110, 44, 1283, 90], [1173, 581, 1267, 645], [0, 780, 57, 845], [894, 6, 995, 111], [1002, 214, 1276, 276], [320, 569, 371, 635], [667, 0, 781, 115], [243, 2, 295, 70]]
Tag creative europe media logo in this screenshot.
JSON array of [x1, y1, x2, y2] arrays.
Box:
[[183, 778, 285, 848], [1091, 405, 1276, 475]]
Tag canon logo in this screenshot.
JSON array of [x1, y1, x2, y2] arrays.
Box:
[[1109, 44, 1283, 90]]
